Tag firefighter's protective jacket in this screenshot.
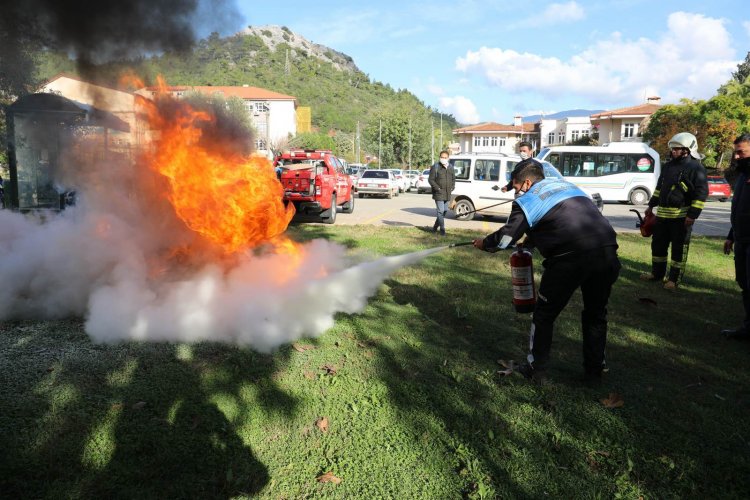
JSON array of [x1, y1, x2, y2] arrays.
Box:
[[647, 155, 708, 220]]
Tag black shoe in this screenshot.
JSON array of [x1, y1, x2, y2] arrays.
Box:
[[721, 328, 750, 340]]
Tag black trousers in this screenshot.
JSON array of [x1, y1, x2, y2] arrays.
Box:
[[651, 217, 693, 283], [528, 246, 621, 373], [734, 241, 750, 332]]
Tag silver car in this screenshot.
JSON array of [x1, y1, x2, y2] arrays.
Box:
[[357, 170, 399, 198]]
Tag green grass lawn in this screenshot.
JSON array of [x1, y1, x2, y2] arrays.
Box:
[[1, 226, 749, 499]]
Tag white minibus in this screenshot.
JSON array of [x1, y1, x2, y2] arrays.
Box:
[[536, 142, 660, 205]]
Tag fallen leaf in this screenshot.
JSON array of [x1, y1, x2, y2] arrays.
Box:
[[600, 393, 624, 408], [637, 297, 658, 307], [497, 359, 515, 376], [303, 370, 316, 380], [315, 417, 329, 433], [320, 364, 337, 376], [111, 403, 123, 410], [292, 343, 315, 353], [316, 471, 342, 484], [46, 367, 54, 373], [132, 401, 147, 410]]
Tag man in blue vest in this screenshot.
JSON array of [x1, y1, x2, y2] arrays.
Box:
[[472, 162, 621, 383]]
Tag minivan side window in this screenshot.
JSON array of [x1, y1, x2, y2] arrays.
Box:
[[474, 159, 501, 181], [558, 152, 655, 176], [562, 153, 596, 177], [452, 159, 472, 180], [547, 153, 560, 168]]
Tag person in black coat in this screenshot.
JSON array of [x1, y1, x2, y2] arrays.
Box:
[[428, 150, 456, 236], [722, 133, 750, 340]]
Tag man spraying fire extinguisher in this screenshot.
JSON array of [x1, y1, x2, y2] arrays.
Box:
[[472, 162, 621, 383]]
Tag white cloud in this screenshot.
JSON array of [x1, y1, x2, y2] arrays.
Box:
[[438, 95, 480, 123], [528, 1, 585, 27], [456, 11, 737, 106], [743, 20, 750, 38]]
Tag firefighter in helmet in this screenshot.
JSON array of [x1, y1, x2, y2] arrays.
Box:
[[640, 132, 708, 289]]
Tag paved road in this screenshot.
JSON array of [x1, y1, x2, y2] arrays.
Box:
[[332, 191, 732, 237]]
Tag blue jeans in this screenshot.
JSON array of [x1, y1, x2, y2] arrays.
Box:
[[434, 200, 448, 234]]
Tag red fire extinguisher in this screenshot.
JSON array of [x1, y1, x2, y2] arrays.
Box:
[[510, 243, 536, 314]]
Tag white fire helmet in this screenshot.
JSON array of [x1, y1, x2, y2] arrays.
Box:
[[668, 132, 702, 160]]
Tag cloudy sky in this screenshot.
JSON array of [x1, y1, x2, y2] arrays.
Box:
[[234, 0, 749, 124]]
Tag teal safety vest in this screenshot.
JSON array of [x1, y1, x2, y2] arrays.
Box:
[[514, 178, 588, 227]]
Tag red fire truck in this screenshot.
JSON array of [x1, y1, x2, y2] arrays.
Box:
[[275, 149, 355, 224]]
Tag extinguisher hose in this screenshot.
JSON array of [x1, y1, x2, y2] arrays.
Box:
[[447, 241, 475, 248], [459, 198, 514, 216]]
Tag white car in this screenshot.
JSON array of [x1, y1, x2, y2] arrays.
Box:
[[385, 168, 408, 193], [416, 169, 432, 193], [448, 153, 603, 221], [357, 170, 400, 198], [404, 170, 421, 190]]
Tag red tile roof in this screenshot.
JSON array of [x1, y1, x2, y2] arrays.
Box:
[[40, 72, 135, 94], [590, 103, 661, 119], [454, 121, 536, 134], [142, 85, 296, 101]]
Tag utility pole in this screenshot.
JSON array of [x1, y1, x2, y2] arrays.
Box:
[[284, 49, 290, 78], [431, 117, 434, 165], [408, 116, 412, 169], [439, 114, 443, 151], [378, 119, 382, 169], [356, 121, 360, 163]]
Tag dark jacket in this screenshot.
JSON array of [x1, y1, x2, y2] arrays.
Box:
[[483, 191, 617, 259], [428, 161, 456, 201], [728, 166, 750, 243], [647, 155, 708, 220]]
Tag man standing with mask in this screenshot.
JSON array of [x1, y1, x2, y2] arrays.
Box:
[[502, 141, 542, 193], [428, 150, 456, 235], [472, 162, 620, 383], [721, 134, 750, 340], [640, 132, 708, 290]]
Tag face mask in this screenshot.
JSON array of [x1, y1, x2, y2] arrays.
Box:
[[439, 158, 449, 166], [519, 152, 530, 160], [737, 157, 750, 171], [514, 182, 528, 199]]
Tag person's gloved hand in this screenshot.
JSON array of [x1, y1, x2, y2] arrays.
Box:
[[724, 239, 734, 255]]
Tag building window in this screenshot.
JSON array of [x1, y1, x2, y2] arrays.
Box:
[[491, 136, 498, 147], [623, 123, 636, 138], [499, 138, 506, 147], [572, 130, 579, 141], [482, 136, 489, 147], [254, 102, 269, 113], [582, 129, 589, 137], [255, 138, 267, 150], [558, 132, 565, 143], [474, 136, 480, 147], [548, 132, 555, 144]]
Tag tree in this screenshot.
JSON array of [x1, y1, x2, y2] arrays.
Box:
[[732, 51, 750, 84]]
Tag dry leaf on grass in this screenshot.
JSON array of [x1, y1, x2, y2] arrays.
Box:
[[292, 343, 315, 353], [497, 359, 515, 376], [600, 393, 624, 408], [320, 364, 337, 376], [131, 401, 147, 410], [111, 403, 123, 410], [315, 417, 329, 433], [316, 472, 342, 484]]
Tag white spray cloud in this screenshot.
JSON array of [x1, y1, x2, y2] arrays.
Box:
[[0, 206, 443, 352]]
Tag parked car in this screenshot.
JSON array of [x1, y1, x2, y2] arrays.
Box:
[[357, 170, 399, 198], [404, 170, 421, 190], [448, 153, 603, 221], [707, 175, 731, 202], [385, 168, 408, 193], [416, 169, 432, 193]]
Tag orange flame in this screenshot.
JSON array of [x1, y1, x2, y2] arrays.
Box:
[[139, 77, 295, 254]]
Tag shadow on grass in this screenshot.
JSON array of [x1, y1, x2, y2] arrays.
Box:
[[0, 320, 297, 499], [345, 235, 750, 498]]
